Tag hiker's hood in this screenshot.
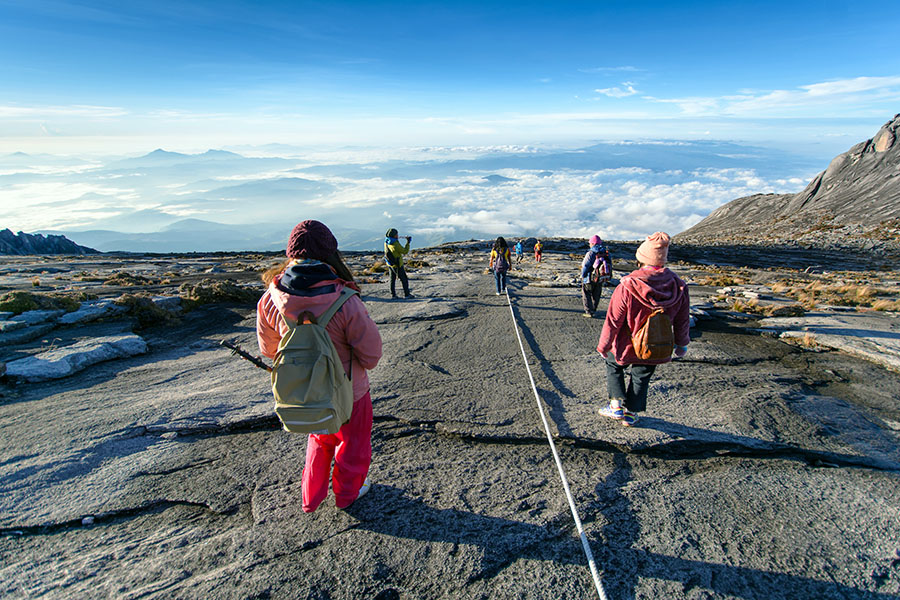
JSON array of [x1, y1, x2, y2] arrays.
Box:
[[622, 266, 687, 309], [267, 259, 356, 318]]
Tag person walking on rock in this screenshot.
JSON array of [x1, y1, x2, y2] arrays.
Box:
[[384, 228, 413, 298], [489, 236, 512, 295], [580, 235, 611, 318], [596, 232, 690, 427], [534, 239, 543, 263], [257, 220, 383, 511], [514, 240, 524, 263]]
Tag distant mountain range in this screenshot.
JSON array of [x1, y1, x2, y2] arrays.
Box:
[[0, 229, 98, 255], [677, 114, 900, 252]]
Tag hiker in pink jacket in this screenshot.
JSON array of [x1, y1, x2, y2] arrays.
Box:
[[257, 220, 383, 512], [596, 232, 690, 427]]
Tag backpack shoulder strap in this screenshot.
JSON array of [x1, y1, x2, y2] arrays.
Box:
[[280, 311, 297, 330], [318, 287, 359, 328]]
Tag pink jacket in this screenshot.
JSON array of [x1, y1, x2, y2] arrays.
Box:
[[597, 266, 690, 365], [256, 272, 382, 402]]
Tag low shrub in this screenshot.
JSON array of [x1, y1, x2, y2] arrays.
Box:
[[104, 272, 154, 286], [0, 291, 82, 315], [113, 294, 180, 329], [178, 278, 260, 306]]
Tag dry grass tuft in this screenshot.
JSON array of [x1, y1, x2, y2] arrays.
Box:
[[694, 274, 750, 287], [361, 259, 389, 275], [871, 299, 900, 312], [728, 298, 806, 317], [770, 278, 897, 310]]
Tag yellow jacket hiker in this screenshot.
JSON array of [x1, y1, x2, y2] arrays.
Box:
[[384, 227, 413, 298]]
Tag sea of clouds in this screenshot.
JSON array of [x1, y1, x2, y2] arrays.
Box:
[[0, 141, 821, 252]]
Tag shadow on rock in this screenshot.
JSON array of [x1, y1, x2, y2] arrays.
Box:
[[344, 484, 586, 581], [589, 453, 895, 599]]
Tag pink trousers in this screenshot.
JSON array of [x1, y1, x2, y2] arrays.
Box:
[[301, 391, 373, 512]]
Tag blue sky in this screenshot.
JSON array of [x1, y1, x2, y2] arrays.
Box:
[[2, 0, 899, 155]]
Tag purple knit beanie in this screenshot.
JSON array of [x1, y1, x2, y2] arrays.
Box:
[[589, 234, 602, 245], [285, 220, 338, 260]]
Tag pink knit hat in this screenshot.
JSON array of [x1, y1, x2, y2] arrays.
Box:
[[286, 220, 338, 260], [589, 234, 602, 245], [635, 231, 670, 266]]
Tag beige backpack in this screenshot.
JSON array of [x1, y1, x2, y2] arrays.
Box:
[[631, 307, 674, 360], [271, 288, 357, 434]]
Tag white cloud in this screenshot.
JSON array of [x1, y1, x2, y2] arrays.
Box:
[[646, 75, 900, 116], [0, 104, 128, 119], [0, 146, 814, 246], [595, 82, 639, 98], [580, 66, 643, 74]]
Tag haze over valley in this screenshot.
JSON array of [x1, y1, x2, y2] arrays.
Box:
[[2, 140, 822, 252]]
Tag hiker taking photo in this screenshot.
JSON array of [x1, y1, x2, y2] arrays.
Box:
[[580, 234, 612, 318], [489, 236, 512, 295], [596, 232, 690, 427], [257, 220, 383, 512], [384, 228, 413, 299]]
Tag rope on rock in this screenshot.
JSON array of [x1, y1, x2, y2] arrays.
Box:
[[503, 289, 609, 600]]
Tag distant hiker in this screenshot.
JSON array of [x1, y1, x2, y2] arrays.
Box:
[[257, 220, 383, 512], [580, 234, 612, 318], [489, 236, 512, 295], [514, 240, 524, 263], [534, 239, 543, 263], [384, 228, 413, 298], [596, 232, 690, 427]]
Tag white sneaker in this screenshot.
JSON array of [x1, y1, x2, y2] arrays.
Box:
[[356, 478, 370, 500]]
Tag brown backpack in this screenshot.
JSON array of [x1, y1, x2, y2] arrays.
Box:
[[631, 307, 674, 360]]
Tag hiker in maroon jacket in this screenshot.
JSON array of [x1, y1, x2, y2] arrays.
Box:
[[596, 232, 690, 427]]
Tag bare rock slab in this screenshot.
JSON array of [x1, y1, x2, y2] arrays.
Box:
[[757, 311, 900, 372], [57, 299, 128, 325], [5, 334, 149, 382]]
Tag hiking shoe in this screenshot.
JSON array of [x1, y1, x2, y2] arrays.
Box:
[[622, 411, 638, 427], [339, 478, 370, 509], [598, 403, 624, 420], [582, 312, 593, 318], [356, 478, 370, 500]]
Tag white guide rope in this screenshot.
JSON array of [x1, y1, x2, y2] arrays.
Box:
[[504, 289, 609, 600]]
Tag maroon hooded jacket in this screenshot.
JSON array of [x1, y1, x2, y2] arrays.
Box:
[[597, 266, 690, 365]]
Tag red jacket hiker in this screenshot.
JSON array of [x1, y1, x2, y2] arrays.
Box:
[[597, 265, 691, 364]]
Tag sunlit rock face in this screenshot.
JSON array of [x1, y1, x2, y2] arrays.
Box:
[[677, 114, 900, 251]]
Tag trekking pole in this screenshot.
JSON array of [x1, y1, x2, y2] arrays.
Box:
[[220, 339, 272, 372]]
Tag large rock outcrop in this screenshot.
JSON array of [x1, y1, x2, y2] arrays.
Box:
[[0, 229, 98, 255], [677, 114, 900, 251]]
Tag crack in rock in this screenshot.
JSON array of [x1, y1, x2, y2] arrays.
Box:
[[0, 499, 229, 538], [374, 415, 899, 473]]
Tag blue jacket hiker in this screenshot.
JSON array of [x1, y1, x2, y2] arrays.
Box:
[[514, 241, 524, 263], [384, 228, 413, 299], [580, 234, 611, 317]]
